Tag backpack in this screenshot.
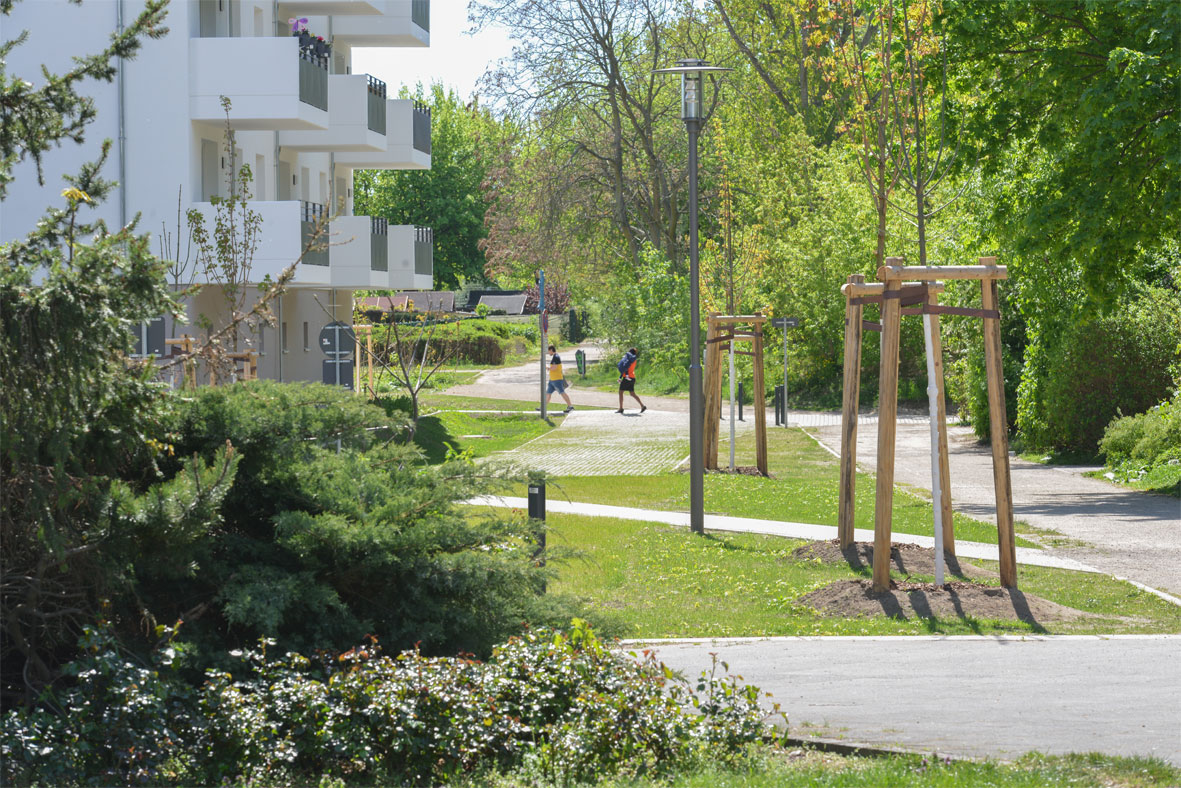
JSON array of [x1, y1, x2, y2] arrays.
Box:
[[617, 351, 635, 376]]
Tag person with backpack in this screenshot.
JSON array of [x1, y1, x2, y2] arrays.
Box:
[[616, 348, 647, 414], [546, 344, 574, 413]]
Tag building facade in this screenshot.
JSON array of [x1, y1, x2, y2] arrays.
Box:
[[1, 0, 433, 384]]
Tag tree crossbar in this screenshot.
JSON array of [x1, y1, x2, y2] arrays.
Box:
[[838, 258, 1017, 591]]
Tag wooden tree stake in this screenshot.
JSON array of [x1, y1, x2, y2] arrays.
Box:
[[873, 272, 903, 591], [752, 324, 768, 476], [838, 273, 865, 547], [981, 276, 1017, 587]]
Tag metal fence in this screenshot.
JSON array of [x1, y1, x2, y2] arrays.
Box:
[[298, 49, 329, 111], [412, 0, 430, 32], [366, 75, 387, 134], [414, 226, 433, 276], [370, 217, 388, 272], [412, 101, 432, 154], [301, 201, 329, 266]]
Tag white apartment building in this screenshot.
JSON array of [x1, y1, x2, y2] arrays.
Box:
[[1, 0, 434, 384]]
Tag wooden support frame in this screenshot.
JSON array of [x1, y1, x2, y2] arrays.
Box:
[[164, 335, 196, 390], [703, 314, 769, 476], [841, 256, 1015, 592], [353, 324, 376, 397]]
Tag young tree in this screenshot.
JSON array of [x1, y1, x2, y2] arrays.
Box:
[[186, 96, 264, 365]]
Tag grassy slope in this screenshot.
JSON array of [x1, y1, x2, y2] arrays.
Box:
[[468, 751, 1180, 788], [526, 426, 1036, 548], [532, 511, 1181, 638]]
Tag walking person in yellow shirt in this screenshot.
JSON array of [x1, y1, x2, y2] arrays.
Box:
[[546, 344, 574, 413]]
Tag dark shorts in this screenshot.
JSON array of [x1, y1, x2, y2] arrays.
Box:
[[619, 378, 635, 393], [547, 379, 568, 394]]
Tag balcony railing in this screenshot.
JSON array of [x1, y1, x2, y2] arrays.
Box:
[[412, 0, 430, 32], [301, 201, 329, 266], [298, 48, 329, 111], [414, 226, 433, 276], [371, 217, 388, 272], [367, 75, 388, 135], [412, 101, 431, 154]]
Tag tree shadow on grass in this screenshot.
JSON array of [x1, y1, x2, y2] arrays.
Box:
[[413, 414, 459, 464]]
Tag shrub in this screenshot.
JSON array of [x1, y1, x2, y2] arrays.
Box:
[[1099, 394, 1181, 494], [1016, 286, 1181, 454], [3, 623, 780, 786], [151, 381, 578, 671]]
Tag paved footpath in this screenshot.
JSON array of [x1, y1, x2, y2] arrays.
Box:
[[633, 635, 1181, 765]]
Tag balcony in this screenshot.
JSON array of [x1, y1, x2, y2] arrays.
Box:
[[276, 0, 381, 15], [380, 225, 432, 289], [279, 74, 387, 152], [334, 99, 430, 171], [370, 217, 389, 274], [301, 201, 330, 269], [323, 215, 374, 289], [330, 0, 430, 48], [413, 101, 431, 155], [188, 200, 332, 286], [189, 37, 329, 130]]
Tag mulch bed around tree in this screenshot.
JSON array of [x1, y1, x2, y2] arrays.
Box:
[[796, 579, 1099, 624], [792, 539, 996, 580]]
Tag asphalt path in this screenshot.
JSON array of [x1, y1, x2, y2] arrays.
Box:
[[636, 635, 1181, 765]]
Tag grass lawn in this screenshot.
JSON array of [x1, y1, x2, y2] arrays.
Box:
[[519, 426, 1036, 548], [466, 750, 1179, 787], [526, 511, 1181, 637]]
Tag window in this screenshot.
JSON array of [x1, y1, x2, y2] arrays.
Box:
[[281, 321, 289, 353], [255, 153, 266, 200], [303, 321, 309, 352], [131, 317, 166, 357]]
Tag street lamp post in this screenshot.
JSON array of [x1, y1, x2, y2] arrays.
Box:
[[655, 59, 730, 535]]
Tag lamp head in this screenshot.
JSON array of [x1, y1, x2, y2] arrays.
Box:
[[653, 59, 731, 122]]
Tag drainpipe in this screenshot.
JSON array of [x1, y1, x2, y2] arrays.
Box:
[[277, 295, 283, 381], [117, 0, 127, 232]]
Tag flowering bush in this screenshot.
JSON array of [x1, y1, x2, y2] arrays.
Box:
[[2, 622, 782, 786]]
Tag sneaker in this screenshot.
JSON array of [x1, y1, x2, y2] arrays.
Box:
[[615, 408, 624, 414], [640, 405, 647, 413], [564, 406, 574, 413]]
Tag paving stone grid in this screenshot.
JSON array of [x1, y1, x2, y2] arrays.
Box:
[[489, 409, 754, 476]]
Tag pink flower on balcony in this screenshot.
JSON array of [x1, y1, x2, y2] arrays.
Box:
[[289, 16, 308, 33]]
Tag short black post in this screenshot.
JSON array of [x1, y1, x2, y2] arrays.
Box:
[[738, 381, 744, 422], [528, 481, 546, 590]]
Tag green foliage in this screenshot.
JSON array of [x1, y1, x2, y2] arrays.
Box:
[[355, 83, 503, 288], [155, 381, 577, 665], [1, 626, 198, 787], [0, 156, 239, 697], [2, 623, 778, 786], [370, 317, 538, 367], [1099, 393, 1181, 495], [1016, 286, 1181, 454], [594, 245, 691, 377], [945, 0, 1181, 299]]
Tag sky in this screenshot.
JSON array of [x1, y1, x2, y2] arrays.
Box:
[[350, 3, 514, 102]]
